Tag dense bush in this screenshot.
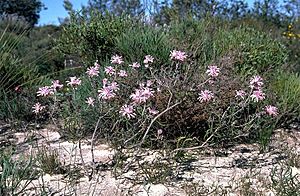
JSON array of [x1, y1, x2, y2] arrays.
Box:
[[57, 11, 133, 66]]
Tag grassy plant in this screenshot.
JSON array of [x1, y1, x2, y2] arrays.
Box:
[[116, 24, 173, 66], [0, 149, 38, 195], [36, 146, 66, 175], [0, 26, 39, 92], [270, 166, 300, 196], [271, 71, 300, 126], [0, 22, 44, 121]]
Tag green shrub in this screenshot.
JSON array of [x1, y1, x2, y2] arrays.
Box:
[[57, 11, 132, 66], [218, 28, 288, 76]]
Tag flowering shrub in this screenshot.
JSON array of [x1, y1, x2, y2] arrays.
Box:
[[33, 50, 279, 148]]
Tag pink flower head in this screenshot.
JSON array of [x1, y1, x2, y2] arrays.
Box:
[[67, 76, 81, 87], [118, 70, 128, 77], [98, 87, 116, 100], [250, 89, 266, 102], [144, 55, 154, 64], [108, 81, 119, 91], [51, 80, 63, 90], [85, 97, 95, 106], [148, 107, 159, 115], [235, 90, 246, 99], [37, 86, 54, 97], [250, 75, 264, 89], [111, 55, 123, 64], [129, 62, 141, 69], [130, 87, 154, 104], [206, 65, 220, 77], [142, 87, 154, 99], [86, 66, 99, 77], [265, 105, 278, 117], [198, 90, 214, 102], [170, 50, 188, 62], [104, 66, 116, 76], [130, 89, 143, 104], [32, 102, 45, 114], [119, 104, 136, 119]]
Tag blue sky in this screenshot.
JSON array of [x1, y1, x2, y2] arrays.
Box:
[[39, 0, 88, 25], [38, 0, 278, 25]]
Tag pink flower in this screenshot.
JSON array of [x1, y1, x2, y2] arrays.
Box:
[[130, 87, 154, 104], [104, 66, 116, 76], [148, 107, 159, 115], [142, 87, 154, 99], [111, 55, 124, 64], [119, 104, 136, 119], [67, 76, 81, 87], [250, 90, 265, 102], [86, 66, 99, 77], [85, 97, 95, 106], [198, 90, 214, 102], [265, 105, 278, 117], [250, 75, 264, 89], [129, 62, 141, 69], [108, 82, 119, 91], [235, 90, 246, 99], [98, 87, 116, 100], [130, 89, 143, 104], [170, 50, 187, 62], [37, 86, 54, 97], [51, 80, 63, 90], [32, 102, 45, 114], [144, 55, 154, 64], [206, 65, 220, 77], [118, 70, 128, 77]]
